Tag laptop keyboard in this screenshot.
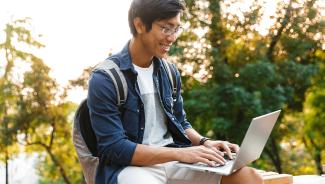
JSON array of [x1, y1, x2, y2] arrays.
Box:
[[193, 153, 237, 168]]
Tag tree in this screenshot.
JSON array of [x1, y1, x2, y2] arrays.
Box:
[[170, 0, 323, 174], [0, 18, 82, 183], [15, 58, 82, 184], [302, 50, 325, 174], [0, 17, 43, 184]]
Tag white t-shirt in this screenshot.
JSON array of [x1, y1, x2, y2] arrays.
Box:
[[133, 63, 173, 147]]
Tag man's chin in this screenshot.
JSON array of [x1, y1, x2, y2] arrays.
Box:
[[155, 52, 168, 59]]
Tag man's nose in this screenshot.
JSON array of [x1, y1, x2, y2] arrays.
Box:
[[166, 33, 177, 42]]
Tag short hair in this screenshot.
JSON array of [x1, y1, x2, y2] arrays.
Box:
[[128, 0, 186, 36]]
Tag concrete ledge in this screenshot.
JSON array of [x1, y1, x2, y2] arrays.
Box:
[[293, 175, 325, 184], [256, 170, 293, 184]]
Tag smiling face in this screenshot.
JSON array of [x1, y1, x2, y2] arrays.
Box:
[[134, 13, 182, 59]]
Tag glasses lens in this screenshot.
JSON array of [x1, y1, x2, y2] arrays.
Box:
[[175, 26, 183, 36], [157, 23, 182, 37], [163, 27, 172, 35]]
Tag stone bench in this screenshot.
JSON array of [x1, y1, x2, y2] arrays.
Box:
[[256, 170, 293, 184], [293, 175, 325, 184], [257, 170, 325, 184]]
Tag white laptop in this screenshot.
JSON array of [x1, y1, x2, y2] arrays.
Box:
[[175, 110, 281, 176]]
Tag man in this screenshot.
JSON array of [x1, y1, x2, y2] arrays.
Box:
[[88, 0, 263, 183]]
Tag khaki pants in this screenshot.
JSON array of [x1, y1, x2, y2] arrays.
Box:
[[118, 162, 222, 184]]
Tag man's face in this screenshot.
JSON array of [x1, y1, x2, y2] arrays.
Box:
[[138, 13, 182, 58]]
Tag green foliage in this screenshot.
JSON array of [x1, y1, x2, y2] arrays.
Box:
[[0, 18, 82, 183], [0, 18, 44, 162], [172, 0, 324, 174], [68, 66, 93, 90], [301, 51, 325, 174]]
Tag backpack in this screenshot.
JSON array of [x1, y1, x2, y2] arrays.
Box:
[[72, 59, 178, 184]]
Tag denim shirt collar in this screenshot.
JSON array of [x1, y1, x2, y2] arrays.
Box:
[[118, 41, 133, 71], [117, 41, 162, 73]]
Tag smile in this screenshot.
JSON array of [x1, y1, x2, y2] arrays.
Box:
[[160, 44, 171, 52]]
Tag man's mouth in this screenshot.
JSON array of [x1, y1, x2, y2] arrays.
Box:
[[160, 44, 171, 52]]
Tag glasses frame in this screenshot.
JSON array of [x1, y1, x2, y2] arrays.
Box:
[[155, 23, 183, 37]]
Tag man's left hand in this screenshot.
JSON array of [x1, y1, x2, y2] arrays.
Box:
[[203, 140, 239, 159]]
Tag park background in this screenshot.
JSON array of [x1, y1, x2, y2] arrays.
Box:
[[0, 0, 324, 183]]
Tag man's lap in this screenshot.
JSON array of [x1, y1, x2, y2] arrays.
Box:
[[117, 161, 222, 184]]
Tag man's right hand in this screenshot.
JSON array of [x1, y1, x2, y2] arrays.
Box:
[[175, 146, 226, 167]]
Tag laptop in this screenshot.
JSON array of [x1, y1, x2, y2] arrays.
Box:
[[175, 110, 281, 176]]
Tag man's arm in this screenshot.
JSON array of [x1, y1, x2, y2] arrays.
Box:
[[185, 128, 240, 160], [129, 128, 228, 166], [129, 117, 228, 166], [185, 128, 204, 146], [130, 145, 178, 166], [131, 143, 226, 166], [88, 72, 137, 166]]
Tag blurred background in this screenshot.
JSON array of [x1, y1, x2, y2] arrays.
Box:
[[0, 0, 324, 183]]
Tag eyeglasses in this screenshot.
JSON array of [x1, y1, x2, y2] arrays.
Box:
[[155, 23, 183, 37]]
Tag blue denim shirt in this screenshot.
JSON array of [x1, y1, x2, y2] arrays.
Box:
[[87, 42, 192, 184]]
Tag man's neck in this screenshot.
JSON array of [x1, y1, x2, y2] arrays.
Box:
[[129, 38, 154, 68]]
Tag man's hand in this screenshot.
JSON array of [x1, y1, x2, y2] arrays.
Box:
[[203, 140, 239, 160], [176, 146, 226, 166]]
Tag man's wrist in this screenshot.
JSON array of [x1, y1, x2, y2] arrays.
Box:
[[172, 148, 182, 161], [199, 137, 211, 145]]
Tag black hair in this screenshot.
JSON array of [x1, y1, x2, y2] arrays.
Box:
[[128, 0, 186, 36]]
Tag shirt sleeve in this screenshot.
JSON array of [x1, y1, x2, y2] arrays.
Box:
[[172, 65, 192, 130], [87, 71, 137, 166]]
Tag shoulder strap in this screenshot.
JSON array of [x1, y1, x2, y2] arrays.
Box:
[[93, 59, 128, 106], [161, 60, 177, 102]]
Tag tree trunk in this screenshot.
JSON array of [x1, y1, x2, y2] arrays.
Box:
[[265, 137, 282, 173], [315, 150, 323, 175], [27, 141, 71, 184], [271, 137, 282, 173], [267, 0, 292, 62], [304, 135, 323, 175], [208, 0, 229, 67], [208, 0, 224, 49], [5, 146, 8, 184], [308, 135, 323, 175], [45, 147, 71, 184], [4, 115, 9, 184]]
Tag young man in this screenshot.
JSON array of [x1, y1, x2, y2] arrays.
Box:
[[87, 0, 263, 183]]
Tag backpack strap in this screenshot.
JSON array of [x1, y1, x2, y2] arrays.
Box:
[[162, 60, 178, 102], [93, 59, 128, 106]]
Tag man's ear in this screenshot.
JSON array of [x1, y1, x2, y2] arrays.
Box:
[[133, 17, 146, 34]]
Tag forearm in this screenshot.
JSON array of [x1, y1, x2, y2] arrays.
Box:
[[130, 144, 180, 166], [131, 139, 229, 167], [185, 128, 203, 146]]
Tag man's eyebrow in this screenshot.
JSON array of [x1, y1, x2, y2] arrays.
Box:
[[165, 22, 182, 27]]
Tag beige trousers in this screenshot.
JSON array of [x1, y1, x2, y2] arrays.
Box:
[[118, 161, 222, 184]]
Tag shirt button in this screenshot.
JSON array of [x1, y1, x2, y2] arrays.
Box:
[[140, 127, 144, 130], [137, 109, 140, 112], [172, 117, 175, 121]]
